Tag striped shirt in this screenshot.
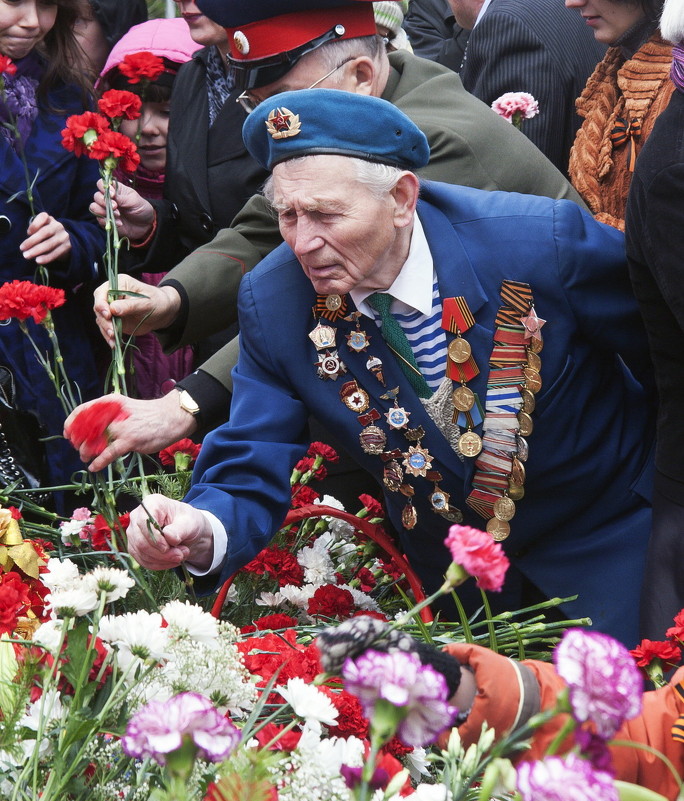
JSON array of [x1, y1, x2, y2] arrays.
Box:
[[352, 215, 447, 393]]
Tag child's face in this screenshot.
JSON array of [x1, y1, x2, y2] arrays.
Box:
[[120, 100, 170, 173]]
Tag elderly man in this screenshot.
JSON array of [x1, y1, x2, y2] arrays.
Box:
[[72, 0, 585, 471], [117, 89, 654, 647]]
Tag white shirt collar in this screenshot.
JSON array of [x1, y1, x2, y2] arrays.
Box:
[[351, 214, 434, 318], [474, 0, 493, 27]]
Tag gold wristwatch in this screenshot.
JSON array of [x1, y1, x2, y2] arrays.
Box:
[[177, 388, 200, 416]]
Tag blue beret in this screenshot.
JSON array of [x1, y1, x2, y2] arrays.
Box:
[[242, 89, 430, 172]]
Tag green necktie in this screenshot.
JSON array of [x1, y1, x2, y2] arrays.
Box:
[[368, 292, 432, 399]]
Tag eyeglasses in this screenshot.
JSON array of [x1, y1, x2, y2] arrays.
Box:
[[236, 56, 356, 114]]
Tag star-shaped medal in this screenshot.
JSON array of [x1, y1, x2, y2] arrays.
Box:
[[520, 306, 546, 341]]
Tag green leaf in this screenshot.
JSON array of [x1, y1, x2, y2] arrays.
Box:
[[615, 781, 669, 801], [0, 639, 18, 716]]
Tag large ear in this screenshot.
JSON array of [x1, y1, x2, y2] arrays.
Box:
[[391, 172, 421, 228], [340, 56, 377, 95]]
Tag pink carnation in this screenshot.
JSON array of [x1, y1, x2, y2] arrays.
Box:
[[444, 524, 510, 592], [491, 92, 539, 123]]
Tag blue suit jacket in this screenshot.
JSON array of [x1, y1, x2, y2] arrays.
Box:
[[186, 182, 654, 646]]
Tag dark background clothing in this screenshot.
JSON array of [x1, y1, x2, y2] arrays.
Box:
[[89, 0, 148, 46], [403, 0, 469, 68], [626, 87, 684, 639], [457, 0, 606, 174]]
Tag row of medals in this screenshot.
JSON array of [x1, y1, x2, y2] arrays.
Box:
[[478, 337, 542, 543], [309, 296, 462, 530], [309, 295, 542, 537]]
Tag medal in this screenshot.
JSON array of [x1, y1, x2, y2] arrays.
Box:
[[366, 355, 385, 386], [526, 351, 541, 372], [359, 425, 386, 455], [448, 336, 472, 364], [402, 445, 432, 477], [520, 388, 536, 413], [383, 459, 403, 491], [523, 367, 542, 393], [458, 430, 483, 458], [385, 406, 411, 430], [452, 385, 475, 412], [508, 481, 525, 500], [493, 495, 516, 522], [402, 501, 418, 530], [315, 350, 347, 380], [486, 517, 511, 541], [340, 381, 370, 413], [308, 322, 336, 350], [517, 411, 534, 437], [516, 434, 529, 461], [346, 329, 371, 352]]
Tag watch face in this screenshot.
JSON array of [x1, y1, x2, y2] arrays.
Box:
[[179, 390, 200, 415]]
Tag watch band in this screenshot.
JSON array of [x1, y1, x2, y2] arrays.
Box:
[[177, 388, 200, 416]]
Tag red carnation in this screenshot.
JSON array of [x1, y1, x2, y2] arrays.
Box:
[[307, 441, 339, 462], [0, 281, 66, 325], [307, 584, 355, 620], [666, 609, 684, 643], [291, 484, 320, 508], [325, 688, 369, 739], [89, 130, 140, 172], [90, 512, 129, 552], [159, 438, 201, 470], [98, 89, 142, 121], [630, 639, 682, 671], [65, 399, 129, 457], [8, 507, 21, 520], [358, 494, 384, 518], [0, 55, 17, 77], [61, 111, 111, 156], [118, 51, 165, 83], [0, 573, 31, 635], [254, 722, 302, 751], [241, 613, 298, 634], [243, 546, 304, 587]]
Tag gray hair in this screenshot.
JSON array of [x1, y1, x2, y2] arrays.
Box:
[[262, 156, 405, 206], [660, 0, 684, 43]]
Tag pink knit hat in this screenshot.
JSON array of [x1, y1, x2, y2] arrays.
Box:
[[98, 17, 200, 88]]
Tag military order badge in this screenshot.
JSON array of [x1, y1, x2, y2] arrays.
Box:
[[265, 107, 301, 140]]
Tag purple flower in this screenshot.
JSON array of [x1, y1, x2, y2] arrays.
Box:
[[554, 629, 642, 739], [121, 692, 240, 765], [516, 753, 618, 801], [575, 729, 615, 774], [341, 649, 458, 747]]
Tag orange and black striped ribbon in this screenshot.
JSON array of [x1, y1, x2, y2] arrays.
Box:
[[672, 683, 684, 743], [610, 117, 642, 173], [315, 294, 348, 321], [442, 296, 475, 334]]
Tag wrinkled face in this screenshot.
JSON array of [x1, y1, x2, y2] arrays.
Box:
[[172, 0, 227, 48], [119, 100, 170, 173], [447, 0, 485, 30], [272, 156, 405, 297], [0, 0, 58, 60], [564, 0, 647, 44]]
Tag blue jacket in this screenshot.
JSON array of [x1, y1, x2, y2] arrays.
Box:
[[186, 182, 655, 646], [0, 80, 106, 487]]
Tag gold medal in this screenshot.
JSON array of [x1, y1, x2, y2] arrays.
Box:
[[523, 367, 542, 393], [508, 481, 525, 500], [452, 385, 475, 412], [439, 505, 464, 523], [402, 501, 418, 530], [511, 457, 526, 485], [526, 351, 541, 372], [486, 517, 510, 541], [383, 459, 403, 491], [458, 430, 482, 458], [448, 336, 472, 364], [520, 387, 536, 413], [493, 495, 516, 522], [326, 294, 343, 312], [529, 336, 543, 354], [308, 322, 336, 350], [518, 411, 534, 437]]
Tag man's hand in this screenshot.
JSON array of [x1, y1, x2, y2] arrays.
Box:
[[93, 274, 182, 346], [64, 391, 198, 471], [127, 494, 214, 571], [20, 213, 72, 264], [89, 179, 156, 242]]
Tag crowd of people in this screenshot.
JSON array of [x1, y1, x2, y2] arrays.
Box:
[[2, 0, 684, 656]]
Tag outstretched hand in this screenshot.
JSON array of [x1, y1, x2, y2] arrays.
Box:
[[89, 178, 156, 242], [64, 391, 198, 472]]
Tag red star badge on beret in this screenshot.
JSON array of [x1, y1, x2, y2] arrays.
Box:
[[271, 109, 291, 132], [520, 306, 546, 341]]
